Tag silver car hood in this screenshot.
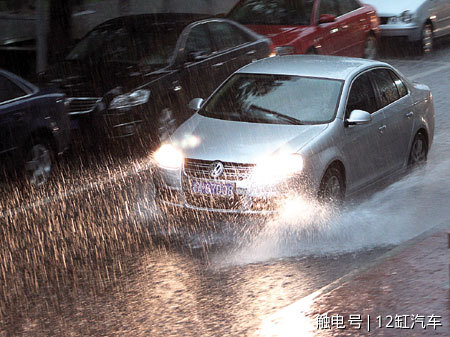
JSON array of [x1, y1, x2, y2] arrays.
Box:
[[171, 114, 328, 163], [363, 0, 424, 15]]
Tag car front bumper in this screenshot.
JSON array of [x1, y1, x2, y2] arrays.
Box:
[[378, 24, 422, 42], [153, 166, 312, 215]]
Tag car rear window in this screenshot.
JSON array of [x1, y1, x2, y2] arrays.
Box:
[[228, 0, 315, 26]]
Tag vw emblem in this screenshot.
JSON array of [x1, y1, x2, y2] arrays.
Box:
[[209, 161, 224, 178]]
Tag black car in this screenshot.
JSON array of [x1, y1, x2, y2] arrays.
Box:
[[0, 69, 70, 186], [41, 14, 271, 143]]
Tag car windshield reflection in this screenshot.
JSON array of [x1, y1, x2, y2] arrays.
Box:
[[200, 73, 343, 125], [228, 0, 314, 25], [66, 22, 180, 66]]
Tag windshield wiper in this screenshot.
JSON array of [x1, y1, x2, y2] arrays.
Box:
[[249, 104, 304, 125]]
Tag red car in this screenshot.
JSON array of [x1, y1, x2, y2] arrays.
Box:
[[227, 0, 379, 58]]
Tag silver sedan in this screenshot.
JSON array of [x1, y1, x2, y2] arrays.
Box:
[[153, 55, 434, 214], [363, 0, 450, 53]]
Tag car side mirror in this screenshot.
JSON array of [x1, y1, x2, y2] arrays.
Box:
[[319, 14, 336, 24], [346, 109, 372, 126], [188, 98, 204, 111]]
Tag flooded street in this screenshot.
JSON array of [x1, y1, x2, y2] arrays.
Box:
[[1, 42, 450, 336]]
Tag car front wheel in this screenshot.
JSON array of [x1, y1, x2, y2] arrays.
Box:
[[420, 23, 433, 54], [318, 166, 345, 205], [363, 34, 377, 59], [24, 138, 54, 186]]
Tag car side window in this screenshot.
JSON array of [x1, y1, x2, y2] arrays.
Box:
[[184, 24, 213, 58], [319, 0, 339, 17], [0, 75, 26, 103], [208, 22, 249, 52], [388, 70, 408, 98], [346, 73, 377, 117], [370, 68, 401, 109], [338, 0, 361, 15]]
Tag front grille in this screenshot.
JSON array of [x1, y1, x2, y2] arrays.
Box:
[[183, 158, 255, 181], [379, 17, 389, 25], [66, 97, 101, 115]]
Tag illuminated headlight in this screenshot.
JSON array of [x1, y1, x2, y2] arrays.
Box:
[[109, 89, 150, 109], [252, 153, 304, 184], [153, 144, 183, 170]]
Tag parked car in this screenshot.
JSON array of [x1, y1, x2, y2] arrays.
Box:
[[363, 0, 450, 54], [153, 55, 434, 214], [40, 14, 271, 144], [227, 0, 380, 59], [0, 69, 70, 186]]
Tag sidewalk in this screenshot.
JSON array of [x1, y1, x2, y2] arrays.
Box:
[[260, 225, 449, 336]]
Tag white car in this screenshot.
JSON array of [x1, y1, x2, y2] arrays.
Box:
[[363, 0, 450, 53]]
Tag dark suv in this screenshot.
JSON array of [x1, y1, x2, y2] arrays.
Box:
[[41, 13, 271, 144], [0, 69, 70, 186]]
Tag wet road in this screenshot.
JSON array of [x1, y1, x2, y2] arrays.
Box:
[[1, 41, 449, 336]]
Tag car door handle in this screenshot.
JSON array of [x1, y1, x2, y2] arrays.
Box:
[[330, 28, 339, 34], [212, 62, 224, 68], [246, 50, 256, 55], [13, 111, 24, 121], [340, 24, 349, 30], [378, 125, 387, 133], [405, 111, 414, 118]]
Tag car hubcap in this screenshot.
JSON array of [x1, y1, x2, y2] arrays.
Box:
[[25, 144, 52, 186], [324, 175, 341, 202], [364, 37, 376, 59], [422, 25, 433, 54], [411, 138, 426, 164]]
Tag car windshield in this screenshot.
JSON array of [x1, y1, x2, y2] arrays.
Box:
[[200, 73, 343, 125], [228, 0, 314, 25], [66, 22, 180, 66]]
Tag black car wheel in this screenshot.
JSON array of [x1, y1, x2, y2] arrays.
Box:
[[24, 138, 54, 186], [408, 132, 428, 166], [420, 23, 433, 54], [318, 166, 345, 205], [363, 34, 377, 59]]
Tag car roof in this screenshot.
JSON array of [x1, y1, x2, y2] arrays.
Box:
[[237, 55, 389, 80], [97, 13, 212, 29]]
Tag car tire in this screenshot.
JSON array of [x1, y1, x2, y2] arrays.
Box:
[[24, 137, 55, 186], [408, 132, 428, 166], [318, 166, 345, 205], [418, 23, 433, 55], [363, 34, 377, 59]]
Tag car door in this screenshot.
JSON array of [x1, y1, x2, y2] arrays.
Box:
[[0, 73, 30, 164], [335, 0, 366, 56], [370, 68, 414, 173], [316, 0, 344, 55], [342, 71, 389, 190], [180, 22, 218, 100], [207, 20, 266, 87]]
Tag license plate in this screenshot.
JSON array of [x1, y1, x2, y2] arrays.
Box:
[[191, 179, 235, 198]]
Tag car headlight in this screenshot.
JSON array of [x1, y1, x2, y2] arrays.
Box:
[[153, 144, 184, 170], [388, 11, 414, 24], [109, 89, 150, 109], [400, 10, 413, 23], [251, 153, 304, 184]]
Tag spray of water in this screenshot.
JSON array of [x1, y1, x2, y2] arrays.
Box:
[[219, 132, 450, 265]]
